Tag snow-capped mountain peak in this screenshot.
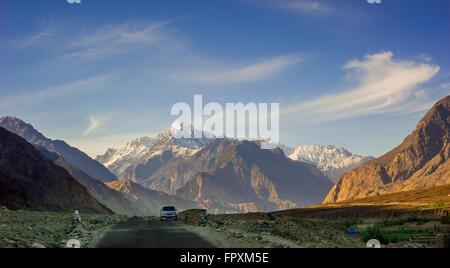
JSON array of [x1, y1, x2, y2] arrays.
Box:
[[96, 124, 215, 176], [286, 145, 374, 182], [153, 124, 214, 151], [289, 145, 358, 170], [96, 136, 157, 175]]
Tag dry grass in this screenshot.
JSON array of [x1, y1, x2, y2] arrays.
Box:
[[274, 184, 450, 219]]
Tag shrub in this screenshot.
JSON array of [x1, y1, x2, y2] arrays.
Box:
[[362, 226, 389, 244], [378, 216, 433, 227], [430, 202, 446, 208], [344, 218, 364, 228], [361, 225, 437, 245]]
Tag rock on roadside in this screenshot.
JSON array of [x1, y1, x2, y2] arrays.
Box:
[[32, 243, 46, 248]]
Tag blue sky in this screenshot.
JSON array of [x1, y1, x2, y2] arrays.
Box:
[[0, 0, 449, 157]]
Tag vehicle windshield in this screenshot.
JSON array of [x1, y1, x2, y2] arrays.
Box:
[[162, 206, 176, 211]]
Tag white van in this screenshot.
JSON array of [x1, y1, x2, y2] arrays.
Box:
[[160, 206, 177, 221]]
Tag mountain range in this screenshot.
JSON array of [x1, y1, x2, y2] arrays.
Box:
[[36, 147, 142, 216], [0, 96, 448, 215], [98, 130, 372, 185], [36, 145, 201, 216], [324, 95, 450, 203], [105, 179, 200, 215], [0, 116, 117, 183], [172, 139, 333, 213], [0, 127, 111, 214], [97, 127, 335, 212], [0, 118, 202, 216], [96, 126, 213, 179]]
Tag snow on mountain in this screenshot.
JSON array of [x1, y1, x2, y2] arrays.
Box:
[[286, 145, 374, 183], [96, 124, 214, 176], [288, 145, 367, 170], [96, 137, 157, 175], [150, 126, 213, 157], [97, 119, 372, 184]]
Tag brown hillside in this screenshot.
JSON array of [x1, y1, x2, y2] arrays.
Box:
[[0, 127, 111, 214], [324, 96, 450, 203], [276, 184, 450, 219]]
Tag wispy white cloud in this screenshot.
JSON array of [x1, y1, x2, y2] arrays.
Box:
[[285, 1, 331, 14], [168, 54, 305, 85], [0, 75, 110, 108], [17, 21, 171, 59], [83, 114, 112, 136], [63, 21, 170, 59], [282, 52, 440, 122], [438, 82, 450, 90], [256, 0, 332, 15], [417, 53, 432, 63], [19, 27, 56, 47]]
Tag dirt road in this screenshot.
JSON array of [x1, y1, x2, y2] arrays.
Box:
[[91, 217, 216, 248]]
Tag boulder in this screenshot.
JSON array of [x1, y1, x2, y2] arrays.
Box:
[[178, 209, 208, 225], [32, 243, 46, 248]]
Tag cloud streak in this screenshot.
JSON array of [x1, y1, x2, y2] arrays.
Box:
[[19, 28, 56, 47], [169, 54, 305, 85], [0, 75, 109, 108], [83, 114, 112, 136], [17, 21, 171, 59], [63, 21, 170, 59], [256, 0, 332, 15], [285, 1, 331, 14], [282, 52, 440, 122]]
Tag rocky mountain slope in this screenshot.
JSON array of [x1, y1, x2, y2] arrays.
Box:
[[287, 145, 374, 183], [105, 179, 199, 215], [165, 139, 333, 213], [37, 148, 143, 216], [98, 127, 333, 213], [38, 146, 197, 216], [0, 116, 116, 182], [324, 96, 450, 203], [0, 127, 111, 214]]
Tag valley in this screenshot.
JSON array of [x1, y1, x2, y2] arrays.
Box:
[[0, 96, 449, 248], [1, 0, 449, 254]]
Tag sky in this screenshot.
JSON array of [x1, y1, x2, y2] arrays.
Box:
[[0, 0, 449, 158]]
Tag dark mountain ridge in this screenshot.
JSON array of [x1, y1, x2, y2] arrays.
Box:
[[0, 116, 116, 183], [0, 127, 111, 214], [36, 147, 145, 216]]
